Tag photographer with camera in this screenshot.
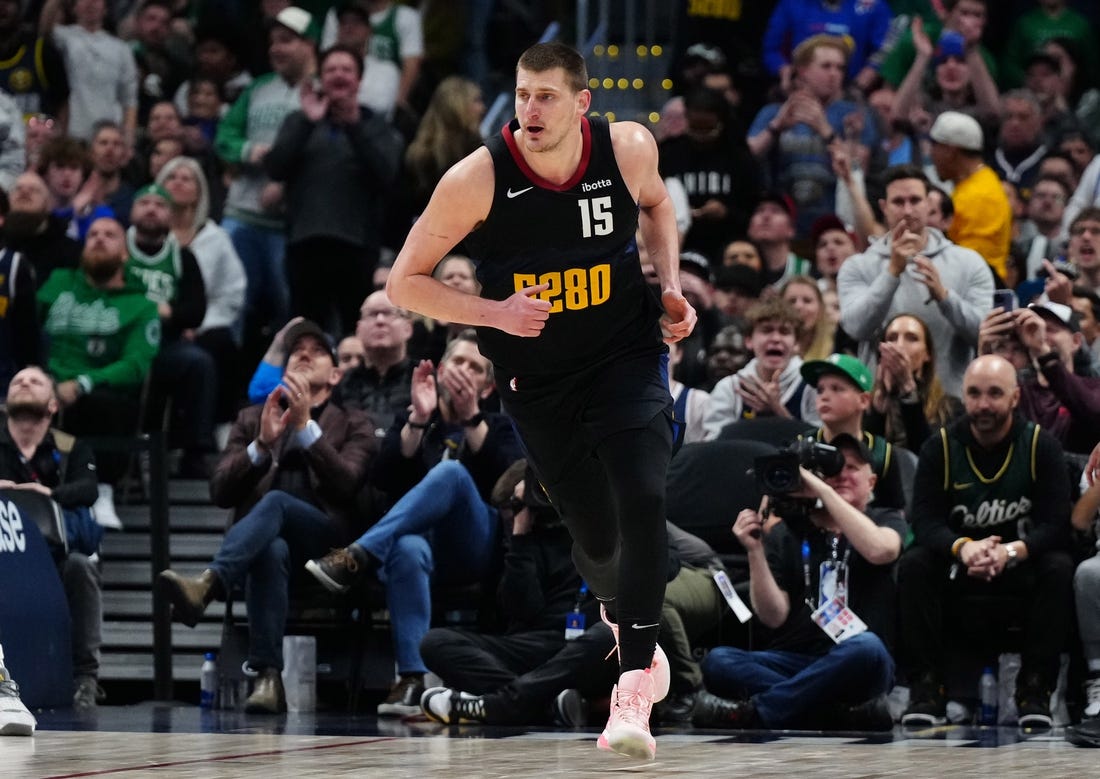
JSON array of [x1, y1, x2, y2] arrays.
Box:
[[694, 433, 905, 731]]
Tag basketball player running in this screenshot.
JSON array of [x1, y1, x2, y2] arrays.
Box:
[[387, 43, 695, 759]]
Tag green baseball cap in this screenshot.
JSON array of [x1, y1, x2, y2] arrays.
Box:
[[801, 353, 873, 393], [133, 183, 174, 206]]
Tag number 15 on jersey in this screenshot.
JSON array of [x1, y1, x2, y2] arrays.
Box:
[[578, 196, 613, 238]]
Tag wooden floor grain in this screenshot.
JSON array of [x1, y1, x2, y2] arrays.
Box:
[[6, 704, 1097, 779]]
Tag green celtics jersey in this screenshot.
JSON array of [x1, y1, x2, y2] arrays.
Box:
[[127, 230, 182, 306], [36, 267, 160, 392], [941, 421, 1040, 542]]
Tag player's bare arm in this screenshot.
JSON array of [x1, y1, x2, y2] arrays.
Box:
[[610, 121, 696, 342], [387, 149, 552, 337]]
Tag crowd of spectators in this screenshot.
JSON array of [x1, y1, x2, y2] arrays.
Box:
[[4, 0, 1100, 745]]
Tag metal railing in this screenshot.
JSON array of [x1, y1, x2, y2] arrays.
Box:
[[86, 430, 172, 700]]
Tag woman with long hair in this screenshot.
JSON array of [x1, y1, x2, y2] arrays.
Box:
[[780, 275, 833, 362], [157, 156, 247, 438], [387, 76, 485, 249], [866, 313, 962, 450], [405, 76, 485, 204]]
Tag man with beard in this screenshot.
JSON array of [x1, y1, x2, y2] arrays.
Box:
[[83, 121, 137, 224], [0, 366, 104, 710], [157, 319, 375, 714], [36, 217, 160, 528], [898, 355, 1073, 730], [126, 185, 210, 477], [838, 165, 993, 396], [304, 331, 523, 718], [4, 171, 81, 284]]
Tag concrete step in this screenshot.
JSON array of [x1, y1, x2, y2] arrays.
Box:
[[102, 620, 222, 650], [103, 560, 211, 588], [103, 589, 226, 620], [100, 532, 223, 560], [115, 504, 227, 532]]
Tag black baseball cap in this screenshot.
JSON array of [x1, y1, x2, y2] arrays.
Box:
[[714, 264, 763, 296], [680, 251, 714, 284], [756, 190, 797, 223], [283, 319, 338, 364], [827, 432, 873, 465]]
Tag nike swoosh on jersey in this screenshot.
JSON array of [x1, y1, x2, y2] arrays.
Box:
[[630, 622, 660, 630], [506, 186, 534, 198], [952, 482, 974, 490]]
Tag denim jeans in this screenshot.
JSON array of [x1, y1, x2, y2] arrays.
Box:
[[223, 217, 289, 339], [353, 461, 499, 675], [209, 491, 341, 671], [702, 631, 895, 727]]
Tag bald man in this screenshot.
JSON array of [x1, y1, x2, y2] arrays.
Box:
[[898, 355, 1073, 730]]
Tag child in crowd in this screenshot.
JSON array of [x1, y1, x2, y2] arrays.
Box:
[[703, 299, 819, 439], [800, 353, 905, 511]]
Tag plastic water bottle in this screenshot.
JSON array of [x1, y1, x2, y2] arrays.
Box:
[[979, 666, 998, 726], [200, 652, 218, 709]]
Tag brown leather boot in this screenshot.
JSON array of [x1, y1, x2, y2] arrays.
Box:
[[157, 569, 222, 627], [244, 668, 287, 714]]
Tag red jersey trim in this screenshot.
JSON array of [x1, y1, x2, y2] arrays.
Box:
[[500, 116, 592, 192]]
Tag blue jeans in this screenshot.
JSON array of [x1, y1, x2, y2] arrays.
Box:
[[223, 216, 289, 338], [209, 491, 341, 671], [353, 461, 499, 675], [702, 631, 894, 727]]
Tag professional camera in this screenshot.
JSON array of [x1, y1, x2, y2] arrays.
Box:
[[751, 440, 846, 536], [753, 439, 845, 496]]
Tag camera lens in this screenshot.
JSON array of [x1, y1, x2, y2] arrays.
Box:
[[766, 464, 796, 491]]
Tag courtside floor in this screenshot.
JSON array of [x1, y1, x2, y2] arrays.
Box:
[[6, 704, 1096, 778]]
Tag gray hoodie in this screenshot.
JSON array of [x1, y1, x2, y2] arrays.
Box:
[[837, 228, 993, 396], [703, 356, 820, 440]]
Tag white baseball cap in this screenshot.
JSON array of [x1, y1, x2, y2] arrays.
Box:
[[929, 111, 983, 152], [274, 7, 313, 39]]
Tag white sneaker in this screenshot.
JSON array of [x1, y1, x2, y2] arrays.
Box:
[[600, 603, 669, 702], [419, 686, 486, 724], [597, 669, 656, 760], [0, 666, 36, 736], [93, 483, 122, 530], [1084, 675, 1100, 718]]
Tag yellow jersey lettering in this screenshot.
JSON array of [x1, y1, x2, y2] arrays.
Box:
[[511, 264, 613, 314], [563, 268, 587, 310], [589, 264, 611, 306], [538, 272, 564, 314]]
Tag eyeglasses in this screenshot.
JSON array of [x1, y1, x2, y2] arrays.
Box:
[[360, 308, 409, 321]]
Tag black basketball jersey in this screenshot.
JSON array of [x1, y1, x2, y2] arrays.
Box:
[[465, 116, 662, 379]]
